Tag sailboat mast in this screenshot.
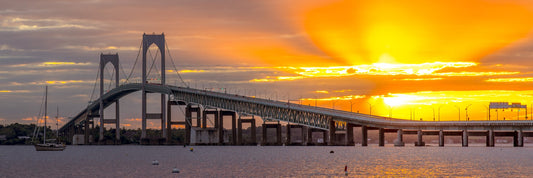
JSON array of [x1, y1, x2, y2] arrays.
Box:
[[44, 85, 47, 144], [56, 106, 59, 140]]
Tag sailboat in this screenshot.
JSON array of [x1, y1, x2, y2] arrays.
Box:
[[34, 85, 66, 151]]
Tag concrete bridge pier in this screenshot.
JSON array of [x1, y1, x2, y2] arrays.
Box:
[[184, 104, 193, 145], [262, 122, 282, 145], [237, 117, 256, 145], [514, 129, 524, 147], [219, 110, 237, 145], [188, 105, 202, 128], [306, 128, 328, 145], [415, 129, 425, 146], [84, 115, 96, 145], [286, 124, 305, 146], [361, 126, 368, 146], [166, 100, 186, 144], [202, 109, 218, 129], [394, 129, 405, 146], [346, 123, 356, 146], [487, 129, 495, 147], [462, 130, 468, 147], [328, 120, 336, 146], [379, 128, 385, 147], [439, 130, 444, 147]]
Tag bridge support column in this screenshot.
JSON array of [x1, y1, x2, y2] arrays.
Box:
[[346, 123, 355, 146], [238, 117, 256, 145], [185, 105, 191, 145], [487, 129, 495, 147], [379, 128, 385, 147], [514, 129, 523, 147], [84, 116, 91, 145], [286, 124, 305, 145], [439, 130, 444, 147], [328, 120, 336, 146], [394, 129, 405, 146], [361, 126, 368, 146], [166, 100, 186, 144], [219, 111, 236, 145], [262, 122, 282, 146], [415, 129, 425, 146], [462, 130, 468, 147], [286, 124, 291, 145]]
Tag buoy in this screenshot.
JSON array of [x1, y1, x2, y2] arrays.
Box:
[[330, 150, 334, 153], [344, 165, 348, 176], [190, 147, 194, 152], [152, 160, 159, 165], [172, 168, 180, 173]]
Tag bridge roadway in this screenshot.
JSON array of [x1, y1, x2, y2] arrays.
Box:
[[60, 83, 533, 146]]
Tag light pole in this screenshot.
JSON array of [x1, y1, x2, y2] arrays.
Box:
[[349, 100, 358, 113], [365, 101, 373, 115], [465, 104, 472, 121], [332, 99, 339, 109], [410, 108, 415, 120], [484, 105, 490, 120], [432, 107, 436, 121], [438, 105, 444, 121], [454, 105, 461, 121]]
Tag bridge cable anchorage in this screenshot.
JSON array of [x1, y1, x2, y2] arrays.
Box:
[[165, 41, 189, 87], [124, 41, 142, 84]]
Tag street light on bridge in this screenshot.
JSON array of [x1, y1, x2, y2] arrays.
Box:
[[365, 101, 373, 115], [348, 99, 358, 113], [438, 105, 444, 121], [454, 105, 461, 121], [465, 104, 472, 121], [332, 99, 339, 109]]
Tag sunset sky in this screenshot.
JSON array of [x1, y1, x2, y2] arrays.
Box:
[[2, 0, 533, 128]]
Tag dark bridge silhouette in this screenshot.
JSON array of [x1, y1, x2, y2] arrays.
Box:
[[60, 34, 533, 147]]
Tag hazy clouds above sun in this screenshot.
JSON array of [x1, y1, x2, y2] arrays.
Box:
[[2, 0, 533, 125]]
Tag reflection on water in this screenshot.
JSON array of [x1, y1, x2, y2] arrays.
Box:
[[2, 145, 533, 177]]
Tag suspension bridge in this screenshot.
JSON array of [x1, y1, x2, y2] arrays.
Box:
[[59, 33, 533, 147]]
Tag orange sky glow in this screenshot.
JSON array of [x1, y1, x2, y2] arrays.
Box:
[[3, 0, 533, 126]]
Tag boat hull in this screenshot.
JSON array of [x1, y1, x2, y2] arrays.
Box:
[[34, 143, 66, 151]]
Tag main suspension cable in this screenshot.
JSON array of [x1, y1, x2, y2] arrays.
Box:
[[165, 41, 189, 87], [125, 42, 142, 83]]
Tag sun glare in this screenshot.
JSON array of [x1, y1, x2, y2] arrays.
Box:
[[303, 0, 533, 65]]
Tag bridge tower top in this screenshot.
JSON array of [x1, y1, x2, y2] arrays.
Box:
[[100, 53, 119, 95], [142, 33, 165, 85]]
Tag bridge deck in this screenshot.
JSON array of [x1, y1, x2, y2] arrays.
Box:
[[60, 83, 533, 132]]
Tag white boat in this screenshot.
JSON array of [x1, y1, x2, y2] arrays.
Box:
[[34, 86, 66, 151]]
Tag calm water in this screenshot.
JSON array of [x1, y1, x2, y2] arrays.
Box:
[[2, 145, 533, 177]]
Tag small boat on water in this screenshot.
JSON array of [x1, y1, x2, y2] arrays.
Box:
[[34, 86, 66, 151]]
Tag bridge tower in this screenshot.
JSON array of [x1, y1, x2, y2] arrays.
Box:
[[141, 33, 166, 140], [99, 53, 120, 143]]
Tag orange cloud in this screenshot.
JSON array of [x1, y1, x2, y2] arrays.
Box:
[[486, 77, 533, 82], [303, 0, 533, 65]]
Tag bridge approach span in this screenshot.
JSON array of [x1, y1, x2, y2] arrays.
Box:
[[61, 83, 533, 133]]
